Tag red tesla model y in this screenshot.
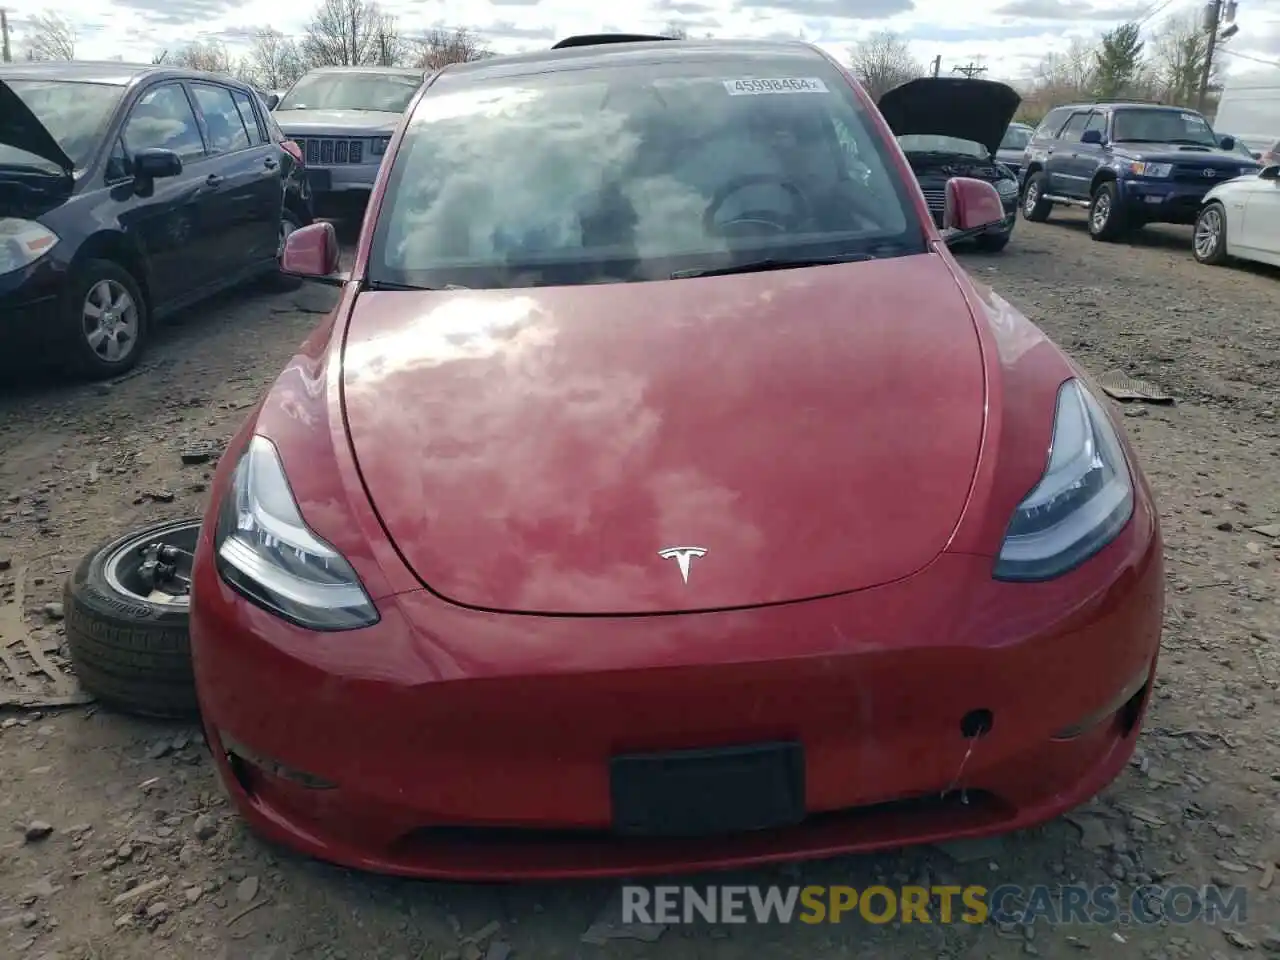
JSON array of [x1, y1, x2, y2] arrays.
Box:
[[188, 34, 1164, 881]]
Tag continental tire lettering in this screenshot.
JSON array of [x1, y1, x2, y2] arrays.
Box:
[[76, 582, 157, 621]]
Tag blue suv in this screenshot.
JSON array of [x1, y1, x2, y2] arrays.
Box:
[[1019, 101, 1262, 241]]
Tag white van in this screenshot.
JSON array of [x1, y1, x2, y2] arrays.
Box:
[[1213, 77, 1280, 159]]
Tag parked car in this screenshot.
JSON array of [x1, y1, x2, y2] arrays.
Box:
[[879, 77, 1023, 252], [270, 66, 425, 218], [1020, 100, 1261, 242], [997, 121, 1034, 178], [186, 34, 1163, 880], [0, 61, 313, 379], [1191, 162, 1280, 268]]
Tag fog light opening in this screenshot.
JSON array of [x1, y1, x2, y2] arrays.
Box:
[[1118, 680, 1150, 735], [960, 709, 994, 740]]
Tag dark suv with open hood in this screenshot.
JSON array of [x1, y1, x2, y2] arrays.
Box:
[[1, 61, 312, 380], [1019, 101, 1262, 241], [878, 77, 1023, 253]]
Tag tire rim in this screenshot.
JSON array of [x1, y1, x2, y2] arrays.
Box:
[[103, 519, 202, 607], [278, 216, 298, 259], [1194, 208, 1222, 259], [1091, 193, 1111, 232], [1023, 183, 1038, 215], [83, 279, 139, 364]]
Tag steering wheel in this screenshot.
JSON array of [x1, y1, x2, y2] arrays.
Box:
[[703, 174, 811, 238]]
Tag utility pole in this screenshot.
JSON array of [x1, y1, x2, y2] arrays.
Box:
[[931, 55, 941, 77], [1, 9, 11, 64], [952, 62, 987, 79], [1192, 0, 1233, 112]]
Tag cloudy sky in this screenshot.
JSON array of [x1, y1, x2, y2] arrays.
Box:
[[4, 0, 1280, 85]]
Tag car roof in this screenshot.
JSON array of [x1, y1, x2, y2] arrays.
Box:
[[436, 37, 824, 83], [0, 59, 259, 89], [1056, 101, 1188, 113]]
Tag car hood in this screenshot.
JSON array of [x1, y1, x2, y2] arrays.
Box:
[[272, 109, 402, 135], [0, 79, 74, 173], [996, 148, 1024, 164], [341, 254, 988, 615], [1113, 142, 1256, 166], [878, 77, 1022, 157]]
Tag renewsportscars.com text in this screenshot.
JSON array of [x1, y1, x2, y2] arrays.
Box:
[[621, 884, 1248, 926]]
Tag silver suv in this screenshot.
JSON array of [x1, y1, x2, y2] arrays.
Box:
[[271, 66, 425, 215]]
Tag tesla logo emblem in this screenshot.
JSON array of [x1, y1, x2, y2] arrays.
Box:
[[658, 546, 707, 585], [1202, 168, 1216, 177]]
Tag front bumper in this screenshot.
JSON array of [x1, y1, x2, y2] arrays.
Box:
[[0, 255, 66, 355], [192, 500, 1163, 880], [1116, 178, 1225, 224]]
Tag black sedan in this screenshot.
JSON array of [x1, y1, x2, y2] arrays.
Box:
[[1, 61, 313, 380]]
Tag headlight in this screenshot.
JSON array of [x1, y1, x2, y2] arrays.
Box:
[[0, 219, 59, 276], [370, 136, 391, 156], [214, 435, 379, 630], [996, 179, 1019, 198], [1126, 162, 1172, 178], [994, 379, 1134, 582]]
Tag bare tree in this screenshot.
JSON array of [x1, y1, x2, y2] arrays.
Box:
[[23, 12, 76, 61], [658, 21, 689, 39], [151, 50, 170, 65], [249, 28, 306, 89], [172, 39, 234, 74], [371, 12, 407, 66], [412, 27, 490, 71], [1149, 12, 1218, 107], [847, 31, 924, 100], [303, 0, 385, 67]]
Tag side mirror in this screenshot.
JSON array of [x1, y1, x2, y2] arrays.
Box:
[[1218, 135, 1236, 151], [1250, 150, 1262, 160], [281, 221, 341, 279], [133, 148, 182, 180], [1260, 165, 1280, 181], [942, 177, 1004, 235], [266, 93, 280, 111], [1080, 129, 1103, 145]]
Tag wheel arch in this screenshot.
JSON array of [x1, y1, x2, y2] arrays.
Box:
[[71, 231, 152, 307], [1089, 168, 1118, 195]]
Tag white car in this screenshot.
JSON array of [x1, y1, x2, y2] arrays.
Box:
[[1192, 163, 1280, 268]]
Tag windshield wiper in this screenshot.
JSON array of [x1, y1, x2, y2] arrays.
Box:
[[672, 254, 876, 280], [364, 279, 472, 291]]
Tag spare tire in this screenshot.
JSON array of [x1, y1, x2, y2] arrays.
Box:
[[64, 518, 202, 718]]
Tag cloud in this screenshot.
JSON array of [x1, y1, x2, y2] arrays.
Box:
[[488, 0, 543, 6], [735, 0, 915, 20], [111, 0, 250, 26], [479, 20, 557, 41], [993, 0, 1148, 21]]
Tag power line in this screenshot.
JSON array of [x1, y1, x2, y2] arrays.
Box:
[[952, 61, 988, 78], [1216, 46, 1280, 68]]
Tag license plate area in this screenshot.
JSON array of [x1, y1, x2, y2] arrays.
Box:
[[306, 169, 332, 192], [610, 742, 805, 837]]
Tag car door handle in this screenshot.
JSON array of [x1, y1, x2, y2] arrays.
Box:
[[204, 174, 223, 187], [263, 158, 278, 170]]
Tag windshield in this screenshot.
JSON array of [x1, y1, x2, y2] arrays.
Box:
[[999, 126, 1031, 150], [1112, 108, 1217, 146], [1, 79, 122, 170], [897, 134, 986, 158], [278, 72, 421, 112], [370, 58, 923, 290]]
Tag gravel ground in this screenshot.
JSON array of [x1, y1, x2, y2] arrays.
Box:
[[2, 211, 1279, 960]]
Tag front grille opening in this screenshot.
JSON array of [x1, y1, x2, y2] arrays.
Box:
[[296, 137, 367, 166], [393, 789, 1007, 857]]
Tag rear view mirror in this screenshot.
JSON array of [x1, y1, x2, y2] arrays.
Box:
[[281, 221, 342, 282], [133, 148, 182, 180], [1080, 129, 1103, 145]]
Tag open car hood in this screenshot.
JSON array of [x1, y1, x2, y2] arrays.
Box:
[[0, 79, 74, 173], [878, 77, 1022, 157]]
